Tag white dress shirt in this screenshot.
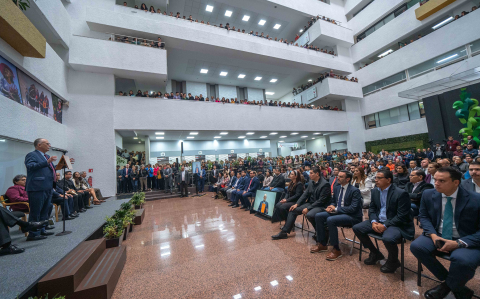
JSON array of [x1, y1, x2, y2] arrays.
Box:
[[182, 170, 186, 181], [438, 188, 459, 238], [412, 181, 422, 192], [474, 180, 480, 193]]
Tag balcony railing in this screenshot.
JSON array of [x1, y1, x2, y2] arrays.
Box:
[[72, 33, 166, 50]]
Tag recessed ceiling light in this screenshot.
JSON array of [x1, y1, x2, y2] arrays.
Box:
[[258, 19, 266, 25], [278, 141, 284, 143], [269, 132, 278, 135], [254, 76, 262, 81], [225, 10, 232, 17], [220, 71, 228, 76], [238, 136, 246, 138], [312, 138, 315, 139], [133, 137, 138, 139], [301, 135, 308, 138], [260, 136, 267, 138], [187, 136, 194, 139], [279, 135, 287, 138], [308, 79, 312, 82], [138, 141, 141, 143], [270, 79, 277, 83], [156, 137, 164, 139], [377, 49, 393, 58], [190, 132, 198, 135], [220, 132, 228, 135], [291, 132, 298, 135], [246, 132, 255, 135], [205, 5, 213, 12], [273, 24, 281, 29], [265, 92, 275, 95], [155, 132, 164, 135], [238, 74, 246, 78], [432, 17, 453, 29], [313, 133, 321, 135], [254, 286, 262, 291], [242, 15, 250, 21], [214, 136, 221, 138], [200, 69, 208, 74], [299, 29, 303, 32]]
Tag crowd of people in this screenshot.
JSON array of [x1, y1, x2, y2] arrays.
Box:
[[296, 15, 342, 41], [1, 138, 105, 256], [121, 3, 339, 56], [292, 70, 359, 95], [112, 35, 165, 49], [114, 91, 344, 111], [358, 6, 478, 70]]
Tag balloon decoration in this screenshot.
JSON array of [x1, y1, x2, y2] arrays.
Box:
[[453, 88, 480, 145]]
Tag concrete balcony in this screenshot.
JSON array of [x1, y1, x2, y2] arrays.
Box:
[[297, 19, 354, 47], [347, 0, 404, 36], [297, 78, 363, 105], [267, 0, 348, 24], [68, 35, 168, 85], [355, 12, 480, 87], [113, 97, 349, 132], [85, 6, 353, 74]]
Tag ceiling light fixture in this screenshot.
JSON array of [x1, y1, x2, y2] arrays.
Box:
[[246, 132, 255, 135], [299, 29, 303, 32], [279, 135, 287, 138], [377, 49, 393, 58], [254, 76, 262, 81], [432, 17, 454, 29], [301, 135, 308, 138], [260, 136, 267, 138], [278, 141, 284, 143], [437, 54, 458, 64], [273, 24, 281, 29], [220, 132, 228, 135], [155, 132, 164, 135], [291, 132, 298, 135], [308, 79, 312, 82], [133, 137, 138, 139], [156, 137, 164, 139], [187, 136, 194, 139], [238, 136, 246, 138], [189, 132, 198, 135], [269, 132, 278, 135], [200, 69, 208, 74], [214, 136, 221, 138], [225, 10, 232, 17], [205, 5, 213, 12], [270, 79, 277, 83], [238, 74, 246, 78], [242, 15, 250, 21], [220, 71, 228, 76], [258, 19, 266, 25], [313, 133, 321, 135], [265, 92, 275, 95]]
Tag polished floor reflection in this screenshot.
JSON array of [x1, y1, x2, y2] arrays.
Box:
[[112, 193, 480, 299]]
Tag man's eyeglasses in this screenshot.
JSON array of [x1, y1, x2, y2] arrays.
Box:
[[375, 176, 385, 180]]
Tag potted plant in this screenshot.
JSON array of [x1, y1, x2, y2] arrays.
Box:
[[103, 216, 124, 248], [130, 192, 145, 209]]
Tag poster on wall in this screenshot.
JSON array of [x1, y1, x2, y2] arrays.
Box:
[[17, 70, 53, 119], [0, 57, 22, 103], [228, 153, 237, 160], [195, 155, 205, 161], [157, 157, 169, 163], [257, 152, 265, 158]]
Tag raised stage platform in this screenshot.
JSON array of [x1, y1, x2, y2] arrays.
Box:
[[1, 196, 131, 299]]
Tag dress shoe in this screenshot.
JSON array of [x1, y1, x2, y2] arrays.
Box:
[[243, 207, 250, 211], [326, 248, 343, 261], [271, 231, 288, 240], [26, 235, 47, 241], [21, 220, 49, 233], [424, 282, 451, 299], [453, 286, 474, 299], [0, 244, 25, 256], [63, 216, 75, 220], [310, 243, 328, 253], [240, 205, 245, 209], [380, 259, 401, 273], [70, 213, 79, 218], [79, 209, 86, 213], [228, 203, 235, 207], [41, 231, 55, 236], [45, 225, 55, 230], [364, 251, 385, 265], [231, 205, 239, 208]]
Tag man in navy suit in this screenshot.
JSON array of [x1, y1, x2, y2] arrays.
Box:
[[311, 170, 363, 260], [411, 167, 480, 299], [24, 138, 58, 240], [231, 170, 247, 208], [353, 169, 414, 273], [460, 161, 480, 193], [122, 164, 132, 193], [241, 171, 260, 210]]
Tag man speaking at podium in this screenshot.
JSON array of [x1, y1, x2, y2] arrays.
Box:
[[25, 138, 73, 241]]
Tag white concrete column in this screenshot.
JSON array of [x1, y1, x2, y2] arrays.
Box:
[[344, 99, 366, 153]]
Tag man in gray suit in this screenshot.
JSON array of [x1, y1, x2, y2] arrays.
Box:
[[461, 161, 480, 193], [407, 160, 420, 174], [176, 166, 190, 197], [164, 164, 173, 194]]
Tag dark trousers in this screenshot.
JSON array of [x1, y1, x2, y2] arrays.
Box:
[[353, 220, 403, 262], [147, 177, 153, 189], [117, 180, 122, 194], [27, 189, 52, 237], [272, 201, 295, 223], [71, 194, 82, 212], [157, 178, 164, 190], [281, 204, 324, 233], [233, 190, 244, 205], [411, 203, 419, 217], [79, 191, 90, 207], [197, 178, 205, 192], [51, 197, 67, 218], [241, 192, 255, 209], [180, 181, 188, 197], [315, 212, 359, 248], [410, 235, 480, 291], [0, 207, 21, 247], [123, 179, 132, 193]]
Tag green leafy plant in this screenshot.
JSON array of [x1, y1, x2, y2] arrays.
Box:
[[130, 192, 145, 206], [12, 0, 30, 11], [453, 88, 480, 145], [365, 133, 429, 153], [103, 216, 123, 239]]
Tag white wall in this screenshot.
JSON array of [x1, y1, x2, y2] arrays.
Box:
[[218, 85, 237, 99], [330, 133, 348, 143], [186, 81, 207, 97], [347, 0, 404, 36], [115, 131, 123, 149], [267, 0, 348, 24], [247, 88, 264, 102], [306, 137, 328, 153], [364, 118, 428, 142]]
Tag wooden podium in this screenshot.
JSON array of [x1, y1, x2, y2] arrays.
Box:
[[55, 155, 73, 171], [56, 155, 73, 236]]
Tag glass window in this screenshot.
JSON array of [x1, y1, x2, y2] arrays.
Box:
[[383, 13, 395, 25], [408, 102, 421, 120], [365, 114, 379, 129], [470, 39, 480, 55], [393, 5, 407, 17], [362, 72, 407, 95], [374, 20, 384, 31], [365, 26, 375, 37], [408, 46, 467, 78], [378, 110, 392, 127]]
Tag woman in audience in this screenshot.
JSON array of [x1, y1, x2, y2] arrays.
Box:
[[140, 3, 147, 11], [146, 164, 153, 191], [157, 165, 164, 190], [352, 166, 373, 208], [212, 172, 224, 198], [131, 166, 139, 192], [425, 162, 439, 184], [73, 172, 102, 205], [263, 170, 273, 188], [149, 6, 155, 13], [272, 170, 304, 222], [5, 175, 29, 212], [393, 164, 409, 189]]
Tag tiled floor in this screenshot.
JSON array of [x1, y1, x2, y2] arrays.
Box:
[[112, 193, 480, 299]]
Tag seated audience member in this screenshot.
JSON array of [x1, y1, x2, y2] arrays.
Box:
[[271, 167, 331, 240], [461, 161, 480, 193], [81, 171, 103, 200], [352, 166, 373, 208], [438, 159, 451, 168], [240, 171, 260, 210], [311, 170, 363, 260], [272, 170, 305, 222], [453, 145, 464, 158], [230, 171, 247, 208], [54, 173, 78, 217], [263, 168, 286, 192], [57, 172, 85, 213], [453, 155, 468, 174], [408, 160, 420, 174], [353, 169, 414, 273], [73, 172, 102, 205], [386, 160, 395, 171], [463, 144, 478, 158], [411, 167, 480, 299], [0, 206, 48, 256], [405, 170, 433, 217], [51, 186, 72, 220], [263, 170, 273, 188], [220, 171, 236, 199], [5, 175, 29, 212], [63, 171, 90, 210], [212, 172, 224, 198], [425, 162, 440, 184], [393, 164, 409, 189], [227, 172, 242, 203]]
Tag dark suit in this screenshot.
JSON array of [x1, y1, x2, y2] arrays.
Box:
[[353, 184, 414, 262], [405, 181, 434, 216], [57, 179, 82, 212], [66, 178, 89, 208], [264, 174, 285, 192], [410, 187, 480, 291], [315, 184, 363, 248], [461, 178, 478, 193], [273, 182, 304, 223], [0, 207, 23, 247], [241, 176, 260, 209], [24, 150, 55, 236], [281, 177, 331, 233], [176, 170, 190, 197], [121, 167, 132, 193], [232, 175, 247, 205]]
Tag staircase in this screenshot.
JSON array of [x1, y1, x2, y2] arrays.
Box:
[[38, 238, 126, 299]]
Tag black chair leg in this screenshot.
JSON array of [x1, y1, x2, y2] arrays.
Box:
[[417, 261, 422, 287], [359, 241, 362, 261], [374, 238, 379, 251], [401, 239, 405, 281], [350, 234, 356, 256]]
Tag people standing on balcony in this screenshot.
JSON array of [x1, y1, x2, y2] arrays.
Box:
[[149, 6, 155, 13], [140, 3, 147, 11]]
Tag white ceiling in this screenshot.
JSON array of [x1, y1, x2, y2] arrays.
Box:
[[119, 130, 331, 144]]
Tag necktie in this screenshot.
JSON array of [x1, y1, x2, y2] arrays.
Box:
[[331, 177, 337, 193], [247, 179, 252, 190], [442, 196, 454, 240], [45, 154, 56, 182], [337, 186, 344, 208]]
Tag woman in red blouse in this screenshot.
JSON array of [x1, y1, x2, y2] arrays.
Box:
[[5, 175, 29, 212]]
